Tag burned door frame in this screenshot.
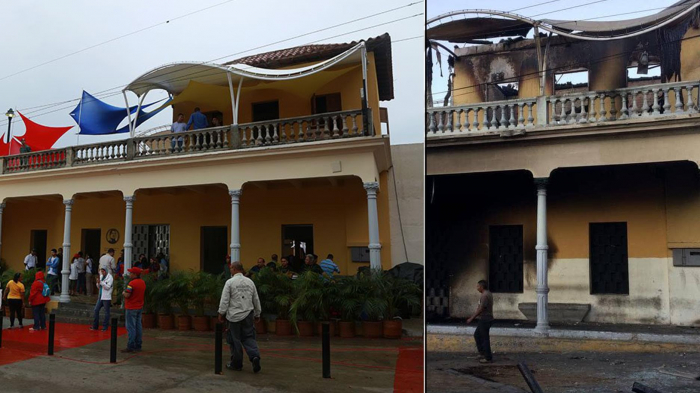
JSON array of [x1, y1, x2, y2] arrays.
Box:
[[589, 222, 629, 295]]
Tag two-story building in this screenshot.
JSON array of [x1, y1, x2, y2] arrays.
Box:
[[0, 34, 399, 303], [426, 3, 700, 329]]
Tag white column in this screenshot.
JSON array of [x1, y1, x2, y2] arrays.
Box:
[[0, 202, 5, 259], [229, 189, 242, 262], [124, 196, 135, 273], [534, 178, 550, 334], [60, 199, 74, 303], [363, 182, 382, 270]]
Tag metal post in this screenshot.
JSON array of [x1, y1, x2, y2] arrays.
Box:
[[110, 317, 118, 363], [215, 322, 223, 374], [517, 363, 544, 393], [0, 308, 4, 348], [322, 323, 331, 378], [123, 91, 134, 137], [6, 115, 12, 156], [48, 313, 55, 355]]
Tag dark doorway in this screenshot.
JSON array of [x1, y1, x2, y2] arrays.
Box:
[[312, 93, 342, 114], [252, 100, 280, 122], [488, 225, 524, 293], [30, 230, 48, 269], [201, 226, 228, 275], [81, 229, 101, 265], [589, 222, 629, 294], [282, 225, 314, 273]]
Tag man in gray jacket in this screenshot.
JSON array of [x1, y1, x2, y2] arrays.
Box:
[[218, 261, 262, 373]]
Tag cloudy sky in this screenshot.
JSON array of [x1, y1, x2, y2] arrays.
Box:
[[427, 0, 680, 106], [0, 0, 424, 147]]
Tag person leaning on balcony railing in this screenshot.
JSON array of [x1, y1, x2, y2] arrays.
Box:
[[171, 113, 187, 152], [19, 138, 31, 167]]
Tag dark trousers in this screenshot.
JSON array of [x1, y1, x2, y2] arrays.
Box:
[[77, 273, 86, 294], [93, 299, 111, 330], [474, 318, 493, 360], [32, 305, 46, 329], [226, 311, 261, 368], [8, 299, 24, 326], [48, 274, 59, 295]]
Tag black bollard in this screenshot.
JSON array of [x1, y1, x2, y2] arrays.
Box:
[[322, 322, 331, 378], [0, 308, 4, 348], [110, 317, 117, 363], [215, 322, 223, 375], [48, 313, 55, 355]]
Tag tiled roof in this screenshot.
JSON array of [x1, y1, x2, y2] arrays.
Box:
[[226, 33, 394, 101]]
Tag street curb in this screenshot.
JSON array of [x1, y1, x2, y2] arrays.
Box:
[[428, 325, 700, 345]]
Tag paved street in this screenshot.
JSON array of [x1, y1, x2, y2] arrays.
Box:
[[0, 323, 423, 393]]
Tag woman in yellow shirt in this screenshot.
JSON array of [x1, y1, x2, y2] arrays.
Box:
[[3, 273, 25, 328]]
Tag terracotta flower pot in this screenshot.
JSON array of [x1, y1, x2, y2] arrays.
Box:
[[177, 315, 192, 331], [158, 314, 174, 330], [338, 321, 356, 338], [210, 316, 220, 331], [362, 321, 382, 338], [383, 319, 403, 339], [142, 313, 156, 329], [23, 306, 33, 320], [297, 321, 314, 337], [254, 318, 267, 334], [275, 319, 292, 336], [316, 321, 336, 337], [193, 316, 210, 332]]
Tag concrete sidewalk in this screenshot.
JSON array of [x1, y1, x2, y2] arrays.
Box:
[[429, 321, 700, 346]]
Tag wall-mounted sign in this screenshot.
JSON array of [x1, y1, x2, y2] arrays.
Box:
[[106, 228, 120, 244]]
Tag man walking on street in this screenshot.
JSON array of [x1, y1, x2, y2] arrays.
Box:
[[122, 267, 146, 353], [218, 261, 262, 373], [467, 280, 494, 363]]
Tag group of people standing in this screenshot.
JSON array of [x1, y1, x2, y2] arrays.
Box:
[[24, 248, 91, 296], [226, 253, 341, 280], [2, 270, 51, 331]]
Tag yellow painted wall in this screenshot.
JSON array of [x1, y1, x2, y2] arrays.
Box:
[[172, 53, 381, 136], [2, 177, 392, 275], [432, 165, 700, 325]]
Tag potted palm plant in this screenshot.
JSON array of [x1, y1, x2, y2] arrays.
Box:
[[168, 271, 193, 331], [210, 273, 226, 330], [141, 273, 157, 328], [21, 268, 37, 320], [334, 276, 363, 338], [251, 268, 278, 334], [358, 269, 387, 338], [191, 272, 217, 331], [290, 271, 328, 337], [151, 278, 175, 329], [255, 269, 295, 336], [381, 275, 422, 339]]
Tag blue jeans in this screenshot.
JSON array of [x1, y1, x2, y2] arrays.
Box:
[[93, 299, 111, 330], [32, 305, 46, 329], [125, 309, 143, 350]]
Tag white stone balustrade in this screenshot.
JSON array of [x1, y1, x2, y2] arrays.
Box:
[[426, 80, 700, 138], [0, 109, 370, 174], [239, 109, 365, 147], [426, 97, 538, 136]]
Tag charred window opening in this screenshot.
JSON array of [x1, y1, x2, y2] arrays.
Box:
[[590, 222, 629, 295], [553, 70, 589, 118]]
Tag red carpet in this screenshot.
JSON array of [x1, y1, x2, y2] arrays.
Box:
[[393, 347, 424, 393], [0, 323, 127, 366]]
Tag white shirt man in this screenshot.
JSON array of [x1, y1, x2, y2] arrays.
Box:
[[99, 249, 116, 275], [24, 251, 38, 270], [172, 114, 188, 133], [218, 270, 262, 323]]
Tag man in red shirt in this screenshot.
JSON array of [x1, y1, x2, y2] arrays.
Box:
[[122, 267, 146, 353]]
